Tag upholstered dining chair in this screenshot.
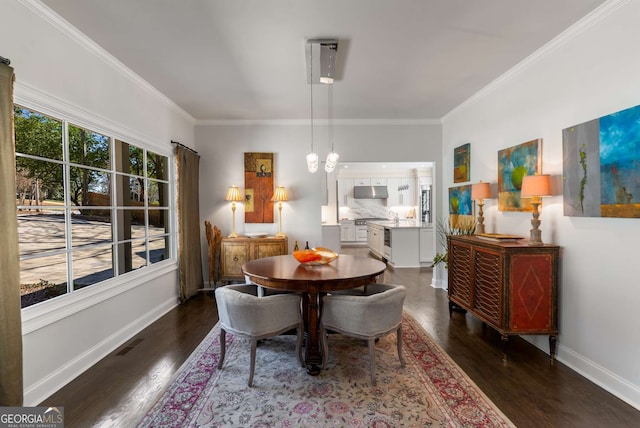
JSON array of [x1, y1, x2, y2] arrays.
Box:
[[320, 283, 407, 385], [214, 284, 304, 387]]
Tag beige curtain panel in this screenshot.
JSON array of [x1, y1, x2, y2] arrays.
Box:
[[0, 62, 23, 406], [176, 144, 203, 302]]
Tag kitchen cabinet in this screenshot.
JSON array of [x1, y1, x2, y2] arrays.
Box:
[[322, 225, 341, 253], [386, 178, 401, 206], [340, 221, 367, 243], [400, 177, 416, 206], [386, 177, 416, 206], [337, 178, 353, 207], [340, 224, 355, 241], [367, 221, 432, 268], [367, 223, 384, 257], [371, 177, 387, 185], [447, 235, 559, 360], [419, 227, 435, 264], [353, 178, 371, 186], [384, 227, 420, 268], [221, 236, 288, 282]]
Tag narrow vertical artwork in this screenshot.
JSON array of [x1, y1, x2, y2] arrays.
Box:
[[244, 152, 274, 223], [497, 139, 542, 212], [563, 104, 640, 218], [453, 143, 470, 183], [562, 119, 601, 217]]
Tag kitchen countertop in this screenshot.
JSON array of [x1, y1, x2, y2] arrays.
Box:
[[367, 220, 433, 229]]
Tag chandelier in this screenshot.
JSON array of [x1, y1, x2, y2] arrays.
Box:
[[306, 39, 339, 173]]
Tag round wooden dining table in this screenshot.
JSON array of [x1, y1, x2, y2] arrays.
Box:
[[242, 254, 386, 375]]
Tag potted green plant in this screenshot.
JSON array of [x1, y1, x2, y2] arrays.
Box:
[[432, 216, 477, 269]]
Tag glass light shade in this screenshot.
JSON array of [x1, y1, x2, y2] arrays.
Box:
[[225, 185, 243, 202], [271, 186, 288, 202], [306, 152, 319, 173], [521, 174, 551, 198], [324, 151, 339, 173], [471, 182, 491, 200]]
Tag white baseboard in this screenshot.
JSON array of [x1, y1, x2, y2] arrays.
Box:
[[555, 343, 640, 411], [23, 297, 177, 406]]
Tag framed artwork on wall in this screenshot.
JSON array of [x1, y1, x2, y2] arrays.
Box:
[[244, 152, 274, 223], [453, 143, 470, 183], [497, 139, 542, 212], [449, 184, 473, 216], [563, 103, 640, 218], [448, 184, 474, 228]]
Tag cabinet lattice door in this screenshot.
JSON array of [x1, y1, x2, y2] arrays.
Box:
[[447, 235, 559, 360]]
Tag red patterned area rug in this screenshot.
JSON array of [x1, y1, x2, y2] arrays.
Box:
[[138, 311, 514, 427]]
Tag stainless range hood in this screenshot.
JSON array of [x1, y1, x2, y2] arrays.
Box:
[[354, 185, 389, 199]]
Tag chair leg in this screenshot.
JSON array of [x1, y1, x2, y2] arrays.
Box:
[[397, 325, 405, 368], [248, 339, 257, 387], [217, 329, 226, 369], [320, 325, 329, 368], [296, 320, 304, 367], [368, 338, 376, 386]]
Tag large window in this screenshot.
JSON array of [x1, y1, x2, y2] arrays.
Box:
[[15, 105, 172, 308]]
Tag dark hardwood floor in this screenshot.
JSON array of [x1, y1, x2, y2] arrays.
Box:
[[42, 247, 640, 427]]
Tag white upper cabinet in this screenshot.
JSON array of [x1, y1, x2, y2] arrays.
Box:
[[371, 177, 387, 185], [353, 178, 371, 186], [337, 178, 353, 207], [386, 177, 401, 206], [387, 177, 416, 206]]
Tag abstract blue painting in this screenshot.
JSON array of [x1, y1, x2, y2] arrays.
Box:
[[448, 184, 472, 216], [563, 104, 640, 218]]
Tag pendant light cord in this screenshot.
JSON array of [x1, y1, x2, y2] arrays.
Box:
[[329, 83, 333, 152], [310, 44, 314, 153]]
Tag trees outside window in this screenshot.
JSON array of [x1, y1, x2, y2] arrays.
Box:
[[14, 105, 172, 308]]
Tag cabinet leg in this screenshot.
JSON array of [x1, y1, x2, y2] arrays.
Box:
[[448, 301, 467, 316], [549, 335, 557, 365], [500, 335, 509, 363]]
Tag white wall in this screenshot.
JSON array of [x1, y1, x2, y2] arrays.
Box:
[[196, 122, 442, 278], [441, 0, 640, 409], [3, 0, 195, 405]]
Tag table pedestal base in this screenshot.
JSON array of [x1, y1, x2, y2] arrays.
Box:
[[303, 290, 324, 375]]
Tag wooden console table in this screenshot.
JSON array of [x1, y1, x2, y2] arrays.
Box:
[[447, 235, 559, 360], [221, 236, 288, 283]]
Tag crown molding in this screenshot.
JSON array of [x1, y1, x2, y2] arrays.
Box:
[[19, 0, 195, 125], [196, 118, 441, 126], [15, 80, 171, 155], [441, 0, 629, 123]]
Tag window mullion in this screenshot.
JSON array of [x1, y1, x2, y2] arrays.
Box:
[[143, 150, 150, 265], [110, 136, 119, 278], [62, 120, 73, 295]]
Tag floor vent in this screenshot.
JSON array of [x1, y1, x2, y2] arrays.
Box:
[[116, 338, 144, 356]]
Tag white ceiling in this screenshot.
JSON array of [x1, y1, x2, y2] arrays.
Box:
[[40, 0, 606, 122]]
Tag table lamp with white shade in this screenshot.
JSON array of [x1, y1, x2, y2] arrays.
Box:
[[225, 185, 243, 238], [271, 186, 289, 237]]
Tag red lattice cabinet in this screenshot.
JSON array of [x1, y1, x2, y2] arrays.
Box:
[[447, 235, 559, 361]]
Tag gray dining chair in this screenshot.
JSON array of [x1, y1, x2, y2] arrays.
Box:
[[320, 283, 406, 385], [215, 284, 304, 386]]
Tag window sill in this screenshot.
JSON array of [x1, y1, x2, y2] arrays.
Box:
[[21, 260, 178, 335]]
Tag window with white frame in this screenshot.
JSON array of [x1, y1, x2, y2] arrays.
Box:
[[14, 104, 172, 309]]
